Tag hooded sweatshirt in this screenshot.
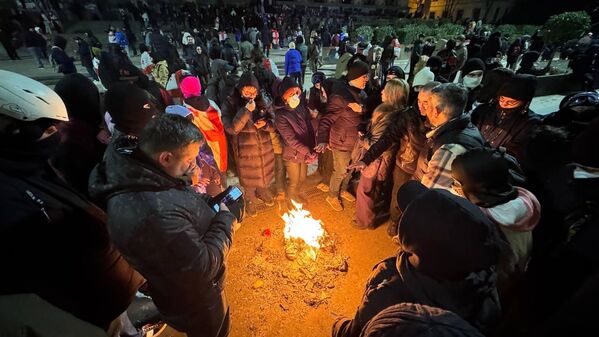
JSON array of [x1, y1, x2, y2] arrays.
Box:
[[480, 187, 540, 274]]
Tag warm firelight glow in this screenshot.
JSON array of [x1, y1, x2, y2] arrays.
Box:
[[282, 200, 325, 250]]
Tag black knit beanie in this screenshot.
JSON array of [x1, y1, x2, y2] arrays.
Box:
[[497, 74, 537, 102], [346, 60, 370, 81], [451, 148, 518, 208], [360, 303, 485, 337], [461, 58, 486, 76]]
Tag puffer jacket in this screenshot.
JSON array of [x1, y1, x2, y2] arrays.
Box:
[[221, 73, 275, 188], [318, 79, 366, 151], [88, 138, 236, 335], [275, 100, 316, 163], [284, 49, 302, 75]]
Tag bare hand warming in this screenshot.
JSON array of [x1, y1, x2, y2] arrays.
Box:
[[348, 102, 363, 113], [314, 143, 328, 153], [254, 119, 267, 129], [246, 100, 256, 112]]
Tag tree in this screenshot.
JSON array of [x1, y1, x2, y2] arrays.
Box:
[[443, 0, 459, 20], [543, 11, 591, 44]]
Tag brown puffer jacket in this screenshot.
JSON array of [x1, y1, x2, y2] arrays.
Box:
[[222, 73, 275, 188]]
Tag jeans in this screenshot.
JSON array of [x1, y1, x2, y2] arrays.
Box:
[[274, 153, 286, 194], [285, 161, 307, 199], [28, 46, 44, 67], [289, 72, 301, 86], [318, 149, 334, 184], [329, 149, 352, 198], [300, 65, 307, 87]]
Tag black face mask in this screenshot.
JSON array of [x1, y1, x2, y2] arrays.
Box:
[[35, 131, 62, 159], [0, 128, 61, 170]]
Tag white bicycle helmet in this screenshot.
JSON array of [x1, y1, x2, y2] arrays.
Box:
[[0, 70, 68, 122]]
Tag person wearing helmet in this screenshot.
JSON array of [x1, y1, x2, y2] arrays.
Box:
[[543, 91, 599, 137], [0, 70, 144, 331]]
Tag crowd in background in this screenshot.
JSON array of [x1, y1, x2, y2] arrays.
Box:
[[1, 2, 599, 337]]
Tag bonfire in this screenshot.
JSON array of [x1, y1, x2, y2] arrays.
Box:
[[282, 200, 327, 261]]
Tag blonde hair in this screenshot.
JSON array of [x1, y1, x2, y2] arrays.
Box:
[[288, 41, 296, 49], [384, 78, 410, 109]]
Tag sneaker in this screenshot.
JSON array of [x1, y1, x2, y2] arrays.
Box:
[[326, 196, 343, 211], [316, 182, 330, 193], [246, 200, 258, 217], [37, 65, 44, 69], [340, 191, 356, 202]]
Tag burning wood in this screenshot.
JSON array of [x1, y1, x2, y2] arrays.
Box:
[[282, 200, 327, 261]]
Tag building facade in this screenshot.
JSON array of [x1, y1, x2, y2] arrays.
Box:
[[273, 0, 409, 13], [408, 0, 518, 23]]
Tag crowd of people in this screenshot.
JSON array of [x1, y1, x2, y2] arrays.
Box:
[[1, 2, 599, 337]]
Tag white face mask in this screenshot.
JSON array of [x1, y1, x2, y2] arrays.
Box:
[[462, 71, 483, 89], [288, 95, 300, 109]]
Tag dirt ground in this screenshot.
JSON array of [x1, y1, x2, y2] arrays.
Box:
[[163, 177, 398, 337]]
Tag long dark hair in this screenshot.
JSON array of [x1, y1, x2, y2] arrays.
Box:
[[386, 105, 423, 141]]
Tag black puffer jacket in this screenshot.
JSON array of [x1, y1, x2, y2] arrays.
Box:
[[0, 146, 143, 329], [89, 138, 236, 335], [317, 79, 366, 151], [222, 73, 275, 188]]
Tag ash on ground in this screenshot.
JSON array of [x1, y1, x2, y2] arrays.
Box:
[[241, 225, 349, 310]]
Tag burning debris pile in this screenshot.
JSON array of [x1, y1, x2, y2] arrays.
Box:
[[243, 201, 349, 309]]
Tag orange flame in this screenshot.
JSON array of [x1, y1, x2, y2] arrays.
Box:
[[282, 200, 325, 250]]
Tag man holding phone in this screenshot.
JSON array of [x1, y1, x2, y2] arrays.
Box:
[[90, 114, 241, 337]]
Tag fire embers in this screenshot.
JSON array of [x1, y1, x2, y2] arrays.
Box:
[[279, 201, 349, 307]]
